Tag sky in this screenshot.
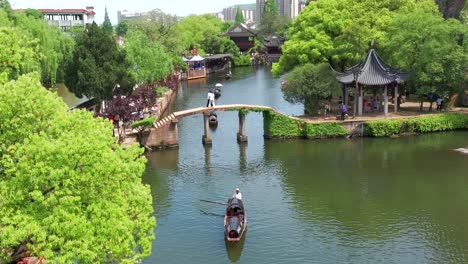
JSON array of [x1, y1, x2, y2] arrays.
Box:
[[8, 0, 255, 24]]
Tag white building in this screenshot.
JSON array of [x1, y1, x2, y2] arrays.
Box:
[[117, 10, 147, 23], [36, 6, 95, 31], [221, 4, 256, 23]]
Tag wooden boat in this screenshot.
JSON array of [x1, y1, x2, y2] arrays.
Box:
[[214, 88, 221, 98], [224, 197, 247, 242], [208, 112, 218, 125]]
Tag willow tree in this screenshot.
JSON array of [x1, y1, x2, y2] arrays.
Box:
[[0, 74, 155, 263], [14, 12, 75, 87], [0, 26, 40, 84]]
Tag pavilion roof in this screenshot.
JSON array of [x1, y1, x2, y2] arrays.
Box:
[[333, 49, 409, 86], [221, 23, 256, 38]]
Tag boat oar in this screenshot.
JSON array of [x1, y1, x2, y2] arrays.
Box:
[[200, 199, 227, 206]]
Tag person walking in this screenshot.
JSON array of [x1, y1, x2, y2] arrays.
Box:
[[436, 97, 443, 111], [206, 90, 215, 107], [341, 103, 348, 120]]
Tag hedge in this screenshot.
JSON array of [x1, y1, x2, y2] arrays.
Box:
[[365, 113, 468, 137], [131, 116, 156, 129]]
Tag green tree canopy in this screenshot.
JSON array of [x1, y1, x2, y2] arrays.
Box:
[[116, 20, 129, 36], [258, 0, 285, 38], [0, 26, 40, 84], [14, 12, 75, 87], [282, 63, 340, 115], [380, 11, 467, 98], [235, 7, 245, 23], [273, 0, 438, 76], [65, 22, 135, 102], [102, 6, 114, 35], [0, 74, 155, 263], [125, 30, 173, 83]]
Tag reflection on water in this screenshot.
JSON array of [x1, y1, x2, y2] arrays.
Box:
[[142, 67, 468, 263], [54, 83, 89, 108], [225, 233, 246, 263]]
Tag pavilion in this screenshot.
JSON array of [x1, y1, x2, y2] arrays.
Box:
[[333, 48, 409, 116], [221, 23, 256, 52]]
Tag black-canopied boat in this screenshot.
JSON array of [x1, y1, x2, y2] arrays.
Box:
[[224, 197, 247, 242], [214, 88, 221, 98], [208, 111, 218, 126]]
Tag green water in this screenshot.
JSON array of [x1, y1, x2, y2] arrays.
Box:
[[141, 67, 468, 263]]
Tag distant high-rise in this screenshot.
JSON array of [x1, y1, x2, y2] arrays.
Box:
[[256, 0, 304, 22], [222, 4, 255, 23]]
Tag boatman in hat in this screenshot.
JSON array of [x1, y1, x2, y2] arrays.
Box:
[[233, 188, 242, 200]]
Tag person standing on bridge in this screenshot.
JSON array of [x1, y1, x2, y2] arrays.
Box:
[[206, 90, 215, 107]]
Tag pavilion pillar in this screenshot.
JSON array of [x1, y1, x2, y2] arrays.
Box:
[[358, 86, 363, 116], [237, 111, 248, 142], [384, 86, 389, 116], [344, 84, 349, 106], [394, 84, 398, 113], [202, 112, 212, 145]]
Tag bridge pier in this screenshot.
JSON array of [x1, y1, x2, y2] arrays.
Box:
[[202, 112, 212, 145], [237, 111, 248, 142]]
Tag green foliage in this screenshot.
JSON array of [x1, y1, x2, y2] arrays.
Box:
[[155, 86, 169, 97], [131, 116, 156, 129], [235, 7, 245, 23], [65, 22, 135, 102], [24, 8, 43, 19], [0, 74, 155, 263], [365, 114, 468, 136], [263, 110, 347, 138], [115, 20, 128, 36], [174, 14, 225, 55], [304, 122, 348, 138], [125, 30, 173, 83], [233, 55, 252, 67], [380, 11, 467, 98], [258, 0, 285, 38], [0, 27, 40, 84], [282, 63, 340, 116], [102, 7, 114, 35], [14, 12, 75, 87], [275, 0, 438, 75], [263, 111, 304, 138]]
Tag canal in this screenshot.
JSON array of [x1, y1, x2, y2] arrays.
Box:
[[142, 67, 468, 263]]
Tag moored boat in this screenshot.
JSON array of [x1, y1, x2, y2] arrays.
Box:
[[208, 112, 218, 126], [214, 88, 221, 98], [224, 197, 246, 242]]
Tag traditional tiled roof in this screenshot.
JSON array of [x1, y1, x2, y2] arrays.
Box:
[[221, 23, 256, 37], [262, 33, 285, 48], [334, 49, 409, 86]]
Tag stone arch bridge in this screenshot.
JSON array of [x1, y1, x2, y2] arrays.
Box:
[[143, 104, 299, 147]]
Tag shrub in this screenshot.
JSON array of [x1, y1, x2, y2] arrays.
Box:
[[131, 116, 156, 129], [233, 55, 251, 67], [154, 86, 169, 97]]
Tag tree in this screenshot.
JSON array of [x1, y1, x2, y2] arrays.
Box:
[[102, 6, 114, 35], [0, 74, 155, 263], [0, 27, 40, 84], [14, 12, 75, 87], [65, 22, 135, 103], [235, 7, 244, 23], [380, 11, 467, 103], [272, 0, 438, 76], [258, 0, 284, 38], [282, 63, 340, 115], [125, 30, 173, 83], [115, 20, 128, 36]]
